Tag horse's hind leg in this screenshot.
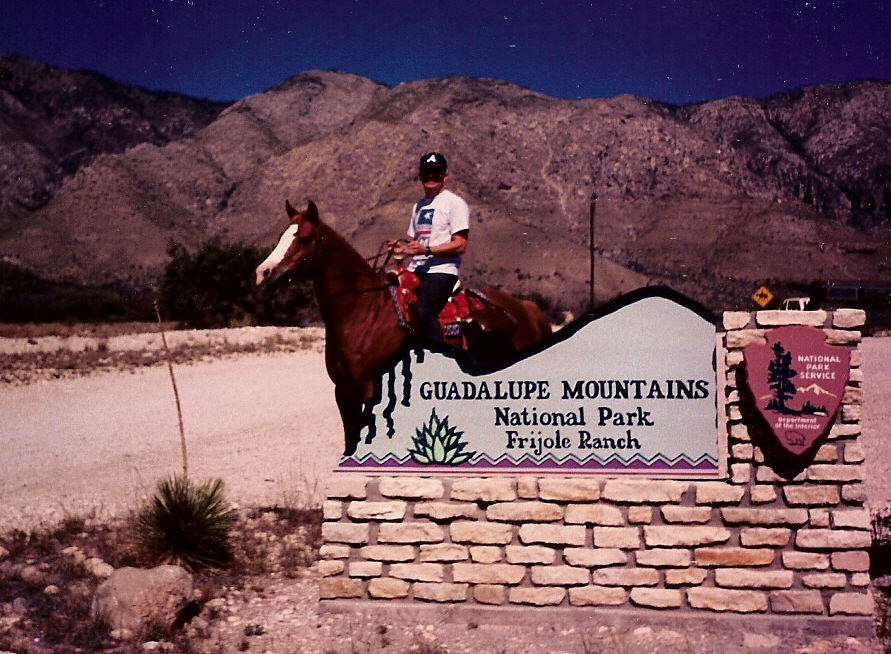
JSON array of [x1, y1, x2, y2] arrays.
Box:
[[335, 383, 364, 456]]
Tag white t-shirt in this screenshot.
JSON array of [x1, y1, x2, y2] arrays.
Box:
[[407, 189, 470, 276]]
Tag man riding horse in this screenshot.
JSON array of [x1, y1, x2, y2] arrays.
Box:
[[389, 152, 469, 347]]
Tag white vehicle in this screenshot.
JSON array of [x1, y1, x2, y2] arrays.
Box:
[[779, 297, 811, 311]]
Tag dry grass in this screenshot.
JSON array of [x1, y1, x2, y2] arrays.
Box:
[[0, 321, 177, 339]]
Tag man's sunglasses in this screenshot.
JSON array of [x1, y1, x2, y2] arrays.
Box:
[[419, 168, 446, 181]]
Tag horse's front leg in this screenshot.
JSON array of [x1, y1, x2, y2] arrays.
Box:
[[335, 382, 364, 456]]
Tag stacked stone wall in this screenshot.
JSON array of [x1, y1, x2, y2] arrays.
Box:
[[318, 309, 873, 620]]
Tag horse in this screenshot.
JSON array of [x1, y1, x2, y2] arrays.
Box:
[[255, 200, 552, 455]]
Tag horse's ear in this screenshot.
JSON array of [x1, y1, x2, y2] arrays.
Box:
[[285, 199, 299, 219], [305, 200, 319, 224]]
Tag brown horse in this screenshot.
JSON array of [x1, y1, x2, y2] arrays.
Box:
[[255, 200, 552, 454]]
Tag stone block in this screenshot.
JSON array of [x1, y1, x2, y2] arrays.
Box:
[[450, 521, 514, 545], [714, 569, 794, 589], [842, 484, 867, 504], [813, 444, 839, 462], [322, 500, 342, 520], [731, 463, 751, 484], [731, 443, 753, 460], [749, 485, 777, 504], [538, 478, 601, 501], [832, 509, 871, 530], [770, 590, 824, 614], [319, 578, 364, 599], [419, 543, 469, 562], [801, 573, 847, 588], [589, 568, 659, 587], [643, 526, 731, 547], [505, 545, 557, 565], [725, 330, 766, 349], [851, 573, 870, 587], [695, 482, 745, 504], [359, 545, 416, 562], [739, 528, 791, 547], [781, 486, 840, 507], [665, 568, 707, 587], [389, 563, 444, 582], [530, 565, 589, 586], [635, 548, 691, 567], [348, 561, 382, 578], [829, 423, 861, 439], [377, 521, 444, 544], [781, 552, 829, 570], [563, 548, 627, 568], [321, 522, 369, 545], [413, 583, 468, 603], [695, 548, 774, 567], [842, 405, 863, 422], [755, 310, 827, 327], [824, 330, 861, 345], [687, 587, 768, 613], [630, 588, 683, 609], [509, 587, 566, 605], [729, 424, 752, 442], [367, 578, 409, 599], [829, 592, 874, 615], [564, 504, 624, 526], [832, 309, 866, 328], [754, 467, 807, 483], [723, 311, 751, 330], [452, 563, 526, 585], [474, 584, 505, 605], [843, 386, 864, 404], [726, 351, 745, 367], [568, 585, 628, 606], [451, 478, 516, 502], [844, 443, 866, 464], [325, 475, 368, 499], [601, 480, 688, 503], [378, 476, 444, 500], [486, 501, 563, 522], [319, 544, 351, 559], [720, 508, 808, 526], [318, 560, 346, 577], [414, 502, 481, 521], [627, 506, 653, 524], [809, 509, 831, 528], [795, 529, 872, 550], [593, 527, 641, 549], [831, 551, 870, 572], [346, 501, 407, 521], [661, 506, 713, 524], [518, 524, 586, 546], [470, 546, 503, 564], [516, 476, 538, 499], [807, 465, 862, 482]]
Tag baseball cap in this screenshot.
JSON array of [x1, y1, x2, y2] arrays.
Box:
[[419, 152, 447, 171]]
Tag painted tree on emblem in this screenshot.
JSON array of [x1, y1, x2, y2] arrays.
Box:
[[765, 341, 797, 414]]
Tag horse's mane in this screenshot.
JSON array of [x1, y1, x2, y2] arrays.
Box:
[[318, 220, 384, 282]]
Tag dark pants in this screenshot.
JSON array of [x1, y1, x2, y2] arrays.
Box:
[[415, 272, 458, 345]]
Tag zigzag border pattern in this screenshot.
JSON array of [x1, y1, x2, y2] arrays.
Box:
[[339, 450, 719, 473]]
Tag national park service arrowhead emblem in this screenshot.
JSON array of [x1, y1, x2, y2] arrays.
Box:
[[743, 326, 850, 456]]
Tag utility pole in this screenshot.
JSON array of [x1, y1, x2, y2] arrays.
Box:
[[589, 193, 597, 311]]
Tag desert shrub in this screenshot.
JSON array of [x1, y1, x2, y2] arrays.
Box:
[[136, 475, 237, 571], [158, 240, 316, 328]]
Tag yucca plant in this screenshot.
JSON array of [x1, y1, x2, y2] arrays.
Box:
[[136, 475, 237, 571], [407, 410, 476, 465]]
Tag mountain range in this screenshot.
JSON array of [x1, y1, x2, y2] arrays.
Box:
[[1, 53, 889, 315]]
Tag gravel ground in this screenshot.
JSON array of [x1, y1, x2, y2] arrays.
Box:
[[1, 330, 889, 653]]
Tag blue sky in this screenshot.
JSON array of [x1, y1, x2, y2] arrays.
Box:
[[3, 0, 889, 105]]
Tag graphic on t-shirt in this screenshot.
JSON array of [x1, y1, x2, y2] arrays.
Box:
[[418, 208, 434, 226]]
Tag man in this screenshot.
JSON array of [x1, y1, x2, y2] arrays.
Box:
[[393, 152, 470, 345]]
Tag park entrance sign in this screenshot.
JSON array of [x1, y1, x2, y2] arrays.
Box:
[[339, 288, 719, 477]]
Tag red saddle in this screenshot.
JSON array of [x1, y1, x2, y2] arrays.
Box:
[[387, 264, 486, 344]]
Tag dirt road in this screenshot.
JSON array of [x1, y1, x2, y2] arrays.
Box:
[[0, 352, 343, 529], [1, 336, 889, 531]]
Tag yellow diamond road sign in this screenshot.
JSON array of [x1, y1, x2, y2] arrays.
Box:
[[753, 286, 774, 308]]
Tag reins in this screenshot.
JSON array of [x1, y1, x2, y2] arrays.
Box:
[[367, 239, 405, 275]]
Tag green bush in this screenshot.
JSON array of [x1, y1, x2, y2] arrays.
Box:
[[135, 475, 236, 571], [158, 241, 316, 328]]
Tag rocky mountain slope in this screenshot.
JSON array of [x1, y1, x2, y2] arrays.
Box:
[[0, 55, 888, 313]]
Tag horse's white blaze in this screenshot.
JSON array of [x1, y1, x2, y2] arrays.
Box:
[[255, 224, 299, 285]]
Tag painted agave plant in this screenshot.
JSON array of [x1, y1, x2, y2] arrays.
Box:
[[408, 410, 476, 465]]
